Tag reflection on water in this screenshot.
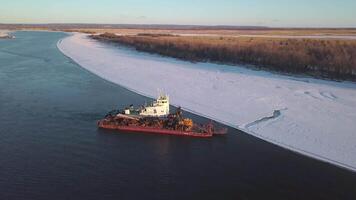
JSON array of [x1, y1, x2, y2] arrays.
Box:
[[0, 31, 355, 200]]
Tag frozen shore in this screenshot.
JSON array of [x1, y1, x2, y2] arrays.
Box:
[[58, 33, 356, 172], [0, 30, 9, 38], [0, 30, 14, 39]]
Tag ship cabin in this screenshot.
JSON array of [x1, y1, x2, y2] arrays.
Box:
[[139, 94, 170, 117]]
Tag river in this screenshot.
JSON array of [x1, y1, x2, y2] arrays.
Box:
[[0, 31, 355, 200]]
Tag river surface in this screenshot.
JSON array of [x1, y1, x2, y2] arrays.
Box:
[[0, 31, 355, 200]]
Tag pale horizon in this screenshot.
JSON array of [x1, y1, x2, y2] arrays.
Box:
[[1, 0, 356, 28], [1, 23, 356, 29]]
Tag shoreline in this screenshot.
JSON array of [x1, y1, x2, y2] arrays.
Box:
[[0, 30, 15, 39], [0, 30, 9, 38], [57, 32, 356, 172]]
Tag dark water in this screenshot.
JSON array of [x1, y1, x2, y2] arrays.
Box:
[[0, 31, 355, 200]]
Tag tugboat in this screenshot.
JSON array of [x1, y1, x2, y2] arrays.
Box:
[[97, 94, 227, 138]]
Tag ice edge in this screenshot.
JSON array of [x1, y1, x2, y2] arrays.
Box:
[[56, 33, 356, 173]]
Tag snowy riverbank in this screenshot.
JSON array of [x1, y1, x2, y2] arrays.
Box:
[[58, 33, 356, 172], [0, 30, 14, 39], [0, 30, 9, 38]]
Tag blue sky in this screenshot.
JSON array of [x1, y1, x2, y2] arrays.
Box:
[[0, 0, 355, 27]]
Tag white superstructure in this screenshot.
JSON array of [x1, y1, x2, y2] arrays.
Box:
[[139, 94, 170, 117]]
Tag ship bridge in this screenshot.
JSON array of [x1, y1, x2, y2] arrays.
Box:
[[139, 94, 170, 117]]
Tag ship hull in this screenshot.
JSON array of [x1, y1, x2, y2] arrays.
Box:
[[98, 120, 213, 138]]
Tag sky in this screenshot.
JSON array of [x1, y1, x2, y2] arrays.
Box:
[[0, 0, 356, 27]]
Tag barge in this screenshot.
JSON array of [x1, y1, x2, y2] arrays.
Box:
[[98, 94, 227, 137]]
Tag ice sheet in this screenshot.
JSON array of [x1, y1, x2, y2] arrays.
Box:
[[58, 33, 356, 171]]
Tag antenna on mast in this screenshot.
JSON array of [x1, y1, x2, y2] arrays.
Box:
[[157, 88, 166, 98]]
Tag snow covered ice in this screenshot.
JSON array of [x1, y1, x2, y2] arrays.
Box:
[[58, 33, 356, 171], [0, 30, 10, 38]]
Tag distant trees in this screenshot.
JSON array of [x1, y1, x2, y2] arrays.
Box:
[[92, 33, 356, 80]]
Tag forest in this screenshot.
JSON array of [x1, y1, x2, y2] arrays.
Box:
[[92, 32, 356, 80]]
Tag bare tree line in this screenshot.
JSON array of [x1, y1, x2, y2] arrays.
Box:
[[92, 33, 356, 80]]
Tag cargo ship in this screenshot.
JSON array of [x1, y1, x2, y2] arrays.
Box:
[[98, 94, 227, 138]]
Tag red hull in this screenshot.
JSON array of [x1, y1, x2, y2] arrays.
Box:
[[98, 121, 213, 138]]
